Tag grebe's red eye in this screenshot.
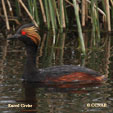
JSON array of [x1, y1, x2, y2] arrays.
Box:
[[21, 31, 26, 35]]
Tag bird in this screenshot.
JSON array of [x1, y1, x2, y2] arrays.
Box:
[[8, 23, 106, 84]]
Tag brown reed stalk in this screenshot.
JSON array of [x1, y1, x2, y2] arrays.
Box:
[[110, 0, 113, 6], [85, 1, 88, 21], [7, 0, 13, 16], [86, 0, 105, 16], [60, 0, 66, 28], [82, 0, 86, 26], [1, 0, 10, 30], [18, 0, 38, 27], [65, 0, 74, 7], [104, 0, 111, 31]]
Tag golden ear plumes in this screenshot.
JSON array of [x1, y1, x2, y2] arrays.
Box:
[[22, 26, 40, 45]]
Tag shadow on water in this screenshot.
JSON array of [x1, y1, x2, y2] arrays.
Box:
[[0, 30, 113, 112]]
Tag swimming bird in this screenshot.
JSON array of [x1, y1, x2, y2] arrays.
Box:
[[8, 24, 105, 83]]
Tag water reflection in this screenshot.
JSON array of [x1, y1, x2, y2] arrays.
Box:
[[0, 31, 113, 113], [20, 82, 109, 113]]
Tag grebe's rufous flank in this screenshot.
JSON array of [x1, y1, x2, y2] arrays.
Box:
[[8, 24, 105, 83]]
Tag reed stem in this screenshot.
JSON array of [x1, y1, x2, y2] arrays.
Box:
[[43, 0, 50, 29], [2, 0, 10, 30], [7, 0, 13, 16], [33, 0, 40, 25], [73, 0, 86, 55], [39, 0, 47, 24], [18, 0, 38, 27], [60, 0, 66, 29], [15, 0, 21, 16], [82, 0, 86, 26], [48, 0, 56, 31], [104, 0, 111, 31]]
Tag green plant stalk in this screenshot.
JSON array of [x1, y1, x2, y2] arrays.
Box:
[[52, 0, 61, 27], [91, 0, 96, 40], [43, 0, 50, 29], [72, 0, 86, 55], [15, 0, 21, 16], [28, 0, 33, 15], [60, 0, 63, 29], [51, 0, 57, 29], [60, 0, 66, 30], [95, 1, 100, 41], [32, 1, 34, 17], [91, 0, 100, 43], [102, 0, 106, 14], [48, 0, 56, 31], [64, 1, 69, 27], [111, 6, 113, 28], [33, 0, 40, 25]]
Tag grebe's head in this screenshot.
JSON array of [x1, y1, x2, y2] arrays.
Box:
[[9, 23, 40, 47]]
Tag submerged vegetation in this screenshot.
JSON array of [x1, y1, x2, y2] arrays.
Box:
[[0, 0, 113, 55]]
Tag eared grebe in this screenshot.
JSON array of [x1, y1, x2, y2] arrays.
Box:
[[9, 24, 105, 83]]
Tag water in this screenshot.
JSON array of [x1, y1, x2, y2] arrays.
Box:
[[0, 31, 113, 113]]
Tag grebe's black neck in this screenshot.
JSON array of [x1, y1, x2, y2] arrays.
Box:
[[23, 45, 38, 77]]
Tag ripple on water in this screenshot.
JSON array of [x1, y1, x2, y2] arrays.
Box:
[[0, 32, 113, 113]]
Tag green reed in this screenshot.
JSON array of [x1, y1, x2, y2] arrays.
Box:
[[3, 0, 113, 31], [48, 0, 57, 31], [2, 0, 113, 55], [91, 0, 100, 42], [28, 0, 39, 25], [73, 0, 86, 55], [15, 0, 21, 16], [43, 0, 50, 29], [111, 6, 113, 28], [60, 0, 65, 30]]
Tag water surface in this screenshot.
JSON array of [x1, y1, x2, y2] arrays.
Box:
[[0, 31, 113, 113]]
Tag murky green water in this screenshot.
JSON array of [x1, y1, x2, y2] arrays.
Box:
[[0, 31, 113, 113]]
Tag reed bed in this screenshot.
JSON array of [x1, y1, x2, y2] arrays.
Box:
[[1, 0, 112, 31], [0, 0, 113, 55]]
